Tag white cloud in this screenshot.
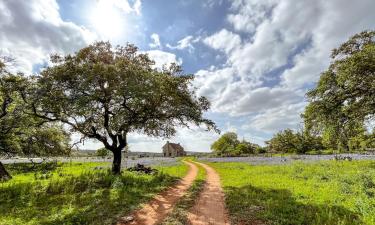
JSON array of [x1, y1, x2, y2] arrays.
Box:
[[194, 67, 236, 103], [145, 50, 182, 69], [230, 87, 303, 116], [166, 35, 198, 52], [149, 33, 161, 49], [106, 0, 142, 15], [196, 0, 375, 139], [203, 29, 241, 54], [227, 0, 276, 33], [0, 0, 95, 73], [249, 102, 306, 132]]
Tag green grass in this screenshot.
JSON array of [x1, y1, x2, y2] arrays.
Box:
[[160, 161, 206, 225], [155, 162, 189, 178], [209, 160, 375, 225], [0, 161, 188, 225]]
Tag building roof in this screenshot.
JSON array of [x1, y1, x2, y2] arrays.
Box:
[[163, 142, 184, 151]]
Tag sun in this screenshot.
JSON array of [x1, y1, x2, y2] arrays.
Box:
[[90, 1, 124, 39]]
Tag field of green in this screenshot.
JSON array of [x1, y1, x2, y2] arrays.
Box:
[[210, 160, 375, 225], [0, 161, 188, 225]]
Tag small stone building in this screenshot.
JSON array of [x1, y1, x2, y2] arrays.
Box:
[[162, 141, 186, 157]]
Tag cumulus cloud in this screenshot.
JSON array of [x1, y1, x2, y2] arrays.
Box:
[[196, 0, 375, 135], [149, 33, 161, 49], [203, 29, 241, 54], [231, 87, 303, 116], [227, 0, 276, 33], [0, 0, 95, 73], [249, 102, 306, 132], [145, 50, 182, 69]]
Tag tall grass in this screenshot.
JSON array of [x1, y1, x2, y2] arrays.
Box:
[[0, 162, 188, 225], [209, 160, 375, 225]]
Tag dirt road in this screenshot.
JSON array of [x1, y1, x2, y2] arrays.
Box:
[[118, 161, 198, 225], [188, 162, 230, 225]]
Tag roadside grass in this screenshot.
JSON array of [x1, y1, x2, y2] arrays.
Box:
[[155, 161, 189, 178], [160, 161, 206, 225], [209, 160, 375, 225], [0, 161, 188, 225]]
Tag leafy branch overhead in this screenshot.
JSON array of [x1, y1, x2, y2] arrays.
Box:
[[0, 58, 70, 179]]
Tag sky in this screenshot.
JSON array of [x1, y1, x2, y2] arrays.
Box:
[[0, 0, 374, 152]]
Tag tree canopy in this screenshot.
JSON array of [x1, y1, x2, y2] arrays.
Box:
[[0, 59, 70, 180], [211, 132, 260, 156], [304, 30, 374, 151], [28, 41, 217, 173], [266, 129, 323, 154]]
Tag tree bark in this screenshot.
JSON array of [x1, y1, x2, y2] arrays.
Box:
[[0, 161, 11, 181], [112, 149, 122, 174]]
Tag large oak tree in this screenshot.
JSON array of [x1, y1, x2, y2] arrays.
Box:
[[304, 31, 374, 150], [29, 42, 217, 174]]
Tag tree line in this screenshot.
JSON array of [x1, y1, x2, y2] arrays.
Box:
[[211, 31, 374, 156]]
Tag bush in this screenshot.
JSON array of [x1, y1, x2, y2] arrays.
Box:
[[96, 148, 110, 158]]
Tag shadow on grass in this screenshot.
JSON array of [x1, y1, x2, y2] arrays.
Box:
[[0, 171, 177, 225], [224, 185, 362, 225]]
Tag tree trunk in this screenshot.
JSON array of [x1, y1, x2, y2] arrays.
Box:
[[112, 149, 122, 174], [0, 161, 11, 181]]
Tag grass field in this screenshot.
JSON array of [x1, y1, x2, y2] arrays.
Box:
[[0, 161, 188, 225], [209, 160, 375, 225]]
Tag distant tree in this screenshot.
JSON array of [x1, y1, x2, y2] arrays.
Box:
[[211, 132, 239, 156], [266, 129, 323, 154], [211, 132, 259, 156], [28, 42, 217, 174], [266, 129, 298, 154], [96, 147, 110, 158], [255, 146, 267, 154], [235, 140, 259, 155], [304, 31, 375, 151]]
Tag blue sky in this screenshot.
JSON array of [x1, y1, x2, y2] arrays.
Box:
[[1, 0, 374, 152]]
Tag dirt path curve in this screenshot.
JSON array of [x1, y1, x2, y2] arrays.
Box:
[[188, 162, 230, 225], [117, 161, 198, 225]]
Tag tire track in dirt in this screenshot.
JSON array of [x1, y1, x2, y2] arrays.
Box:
[[117, 161, 198, 225], [188, 162, 230, 225]]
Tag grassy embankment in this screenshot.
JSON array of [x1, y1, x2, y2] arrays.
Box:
[[160, 160, 206, 225], [210, 160, 375, 225], [0, 161, 188, 225]]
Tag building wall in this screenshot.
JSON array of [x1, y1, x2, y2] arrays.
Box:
[[163, 144, 185, 157]]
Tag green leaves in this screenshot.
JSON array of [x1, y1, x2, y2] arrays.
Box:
[[0, 60, 70, 159], [30, 41, 217, 153], [266, 129, 323, 154], [304, 30, 375, 150], [211, 132, 259, 156]]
